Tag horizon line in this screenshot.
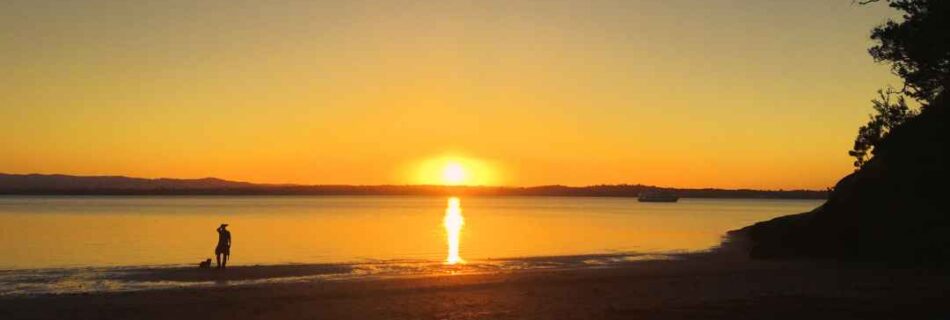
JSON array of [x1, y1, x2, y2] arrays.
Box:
[[0, 172, 830, 192]]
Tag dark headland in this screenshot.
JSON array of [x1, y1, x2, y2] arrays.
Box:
[[728, 0, 950, 265], [728, 96, 949, 265]]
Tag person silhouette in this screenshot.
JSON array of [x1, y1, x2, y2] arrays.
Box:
[[215, 224, 231, 269]]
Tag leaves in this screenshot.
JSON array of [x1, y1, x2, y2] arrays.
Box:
[[849, 0, 946, 167], [850, 90, 917, 168], [866, 0, 950, 104]]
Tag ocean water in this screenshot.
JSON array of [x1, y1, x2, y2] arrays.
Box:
[[0, 196, 821, 294], [0, 196, 821, 269]]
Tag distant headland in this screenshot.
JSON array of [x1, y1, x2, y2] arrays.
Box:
[[0, 173, 826, 199]]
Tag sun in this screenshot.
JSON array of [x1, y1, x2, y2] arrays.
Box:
[[442, 162, 467, 185], [412, 155, 498, 186]]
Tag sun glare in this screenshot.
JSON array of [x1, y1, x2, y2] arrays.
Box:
[[413, 156, 498, 186], [442, 163, 467, 185], [443, 197, 465, 264]]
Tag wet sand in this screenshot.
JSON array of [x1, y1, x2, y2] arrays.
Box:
[[2, 251, 948, 320]]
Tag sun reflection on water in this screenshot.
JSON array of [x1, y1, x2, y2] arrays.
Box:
[[443, 197, 465, 264]]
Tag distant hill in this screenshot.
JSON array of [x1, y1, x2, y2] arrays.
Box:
[[0, 174, 256, 191], [0, 173, 826, 199]]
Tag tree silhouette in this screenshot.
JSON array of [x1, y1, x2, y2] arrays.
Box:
[[850, 0, 949, 167], [862, 0, 950, 104], [848, 89, 917, 167]]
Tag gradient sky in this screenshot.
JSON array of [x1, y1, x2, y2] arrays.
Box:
[[1, 0, 899, 189]]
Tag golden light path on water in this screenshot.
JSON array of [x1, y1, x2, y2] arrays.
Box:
[[443, 197, 465, 264]]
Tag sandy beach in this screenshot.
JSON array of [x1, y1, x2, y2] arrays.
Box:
[[2, 250, 948, 320]]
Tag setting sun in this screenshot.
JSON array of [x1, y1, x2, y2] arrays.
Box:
[[442, 163, 467, 185], [413, 156, 499, 186]]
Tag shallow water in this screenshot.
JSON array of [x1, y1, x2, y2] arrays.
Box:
[[0, 196, 820, 270]]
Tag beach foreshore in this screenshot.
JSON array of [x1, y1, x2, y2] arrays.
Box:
[[1, 251, 948, 320]]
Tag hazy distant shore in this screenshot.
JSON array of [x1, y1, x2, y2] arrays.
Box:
[[2, 250, 947, 320], [0, 173, 827, 199]]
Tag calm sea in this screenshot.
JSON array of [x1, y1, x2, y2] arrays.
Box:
[[0, 196, 821, 270]]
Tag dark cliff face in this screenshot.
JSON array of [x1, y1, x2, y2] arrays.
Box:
[[731, 102, 949, 264]]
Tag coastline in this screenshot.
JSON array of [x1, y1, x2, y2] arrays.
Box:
[[0, 252, 674, 296], [2, 250, 948, 319]]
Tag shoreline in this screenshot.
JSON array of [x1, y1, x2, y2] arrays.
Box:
[[2, 250, 948, 319], [0, 252, 679, 296]]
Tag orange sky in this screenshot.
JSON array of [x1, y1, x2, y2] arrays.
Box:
[[0, 0, 899, 189]]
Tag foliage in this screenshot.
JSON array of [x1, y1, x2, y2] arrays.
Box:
[[850, 0, 949, 167], [848, 90, 917, 167], [863, 0, 950, 104]]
